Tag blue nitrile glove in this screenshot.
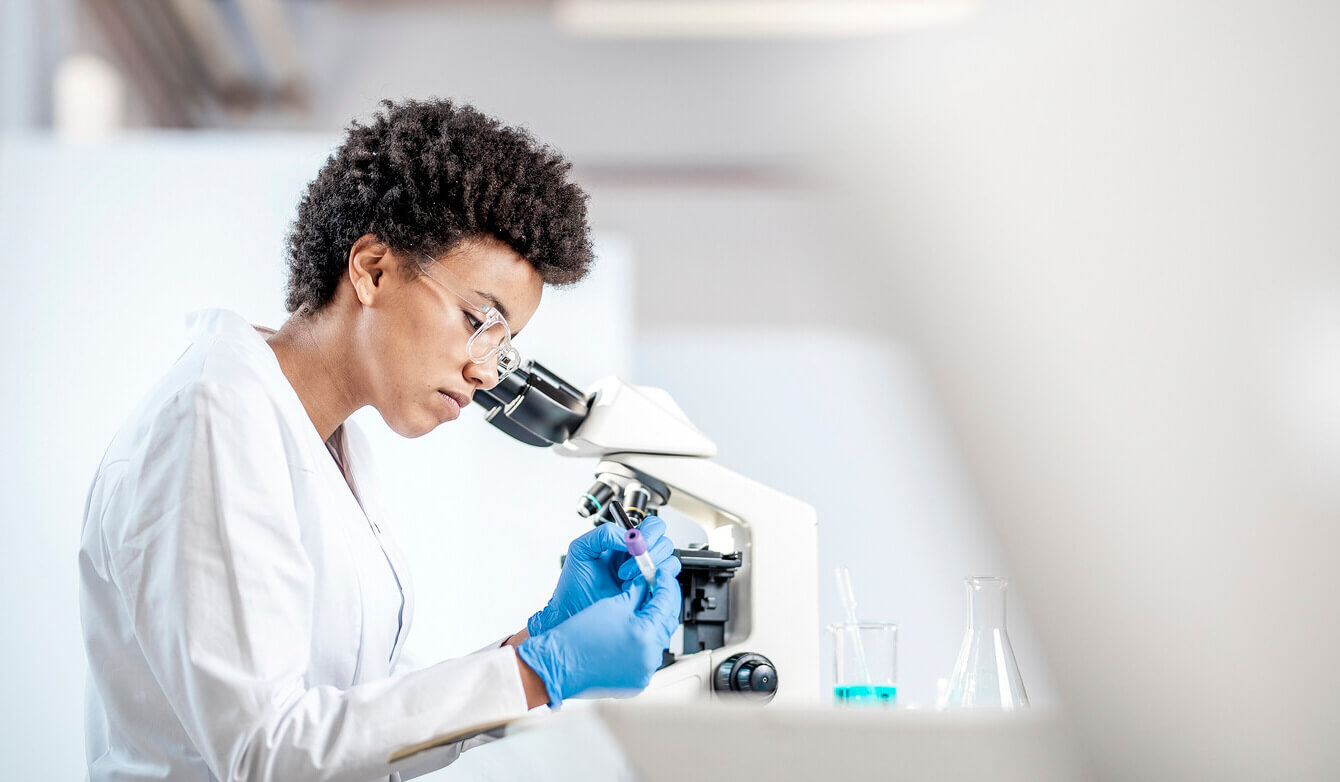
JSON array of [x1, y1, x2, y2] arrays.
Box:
[[517, 560, 684, 706], [527, 516, 676, 637]]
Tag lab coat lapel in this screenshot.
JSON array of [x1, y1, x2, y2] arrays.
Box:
[[341, 422, 415, 667]]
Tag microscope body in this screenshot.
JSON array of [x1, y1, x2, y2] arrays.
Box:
[[481, 368, 819, 703], [595, 452, 819, 703]]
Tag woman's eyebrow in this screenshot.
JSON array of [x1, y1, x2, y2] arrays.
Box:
[[474, 290, 510, 322]]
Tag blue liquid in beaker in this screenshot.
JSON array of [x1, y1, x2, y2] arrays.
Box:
[[834, 684, 898, 705]]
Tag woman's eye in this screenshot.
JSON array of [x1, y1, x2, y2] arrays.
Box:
[[464, 312, 483, 331]]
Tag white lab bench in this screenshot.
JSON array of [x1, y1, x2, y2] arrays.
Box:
[[440, 701, 1084, 781]]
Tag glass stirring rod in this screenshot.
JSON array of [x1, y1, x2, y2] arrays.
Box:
[[836, 566, 873, 684]]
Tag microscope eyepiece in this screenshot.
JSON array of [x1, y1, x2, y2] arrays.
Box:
[[473, 361, 589, 447]]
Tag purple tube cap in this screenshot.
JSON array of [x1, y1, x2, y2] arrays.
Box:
[[624, 527, 648, 557]]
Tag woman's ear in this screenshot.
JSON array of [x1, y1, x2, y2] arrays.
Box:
[[347, 234, 392, 307]]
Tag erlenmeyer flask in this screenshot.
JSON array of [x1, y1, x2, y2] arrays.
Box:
[[942, 576, 1029, 710]]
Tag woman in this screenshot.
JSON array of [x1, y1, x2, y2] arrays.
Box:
[[78, 99, 682, 781]]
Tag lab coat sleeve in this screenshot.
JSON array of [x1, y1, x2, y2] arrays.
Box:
[[106, 381, 529, 781], [391, 635, 511, 676], [391, 724, 509, 781], [395, 634, 546, 779]]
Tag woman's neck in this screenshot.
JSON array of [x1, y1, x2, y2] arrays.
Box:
[[266, 312, 365, 442]]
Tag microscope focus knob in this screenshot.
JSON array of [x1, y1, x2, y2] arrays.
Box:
[[714, 653, 778, 702]]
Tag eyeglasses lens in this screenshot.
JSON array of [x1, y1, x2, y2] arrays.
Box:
[[469, 320, 509, 360]]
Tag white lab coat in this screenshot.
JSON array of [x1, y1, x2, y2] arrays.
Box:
[[79, 309, 529, 781]]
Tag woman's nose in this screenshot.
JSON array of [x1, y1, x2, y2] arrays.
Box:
[[463, 358, 501, 391]]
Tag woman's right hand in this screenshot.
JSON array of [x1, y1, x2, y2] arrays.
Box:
[[516, 561, 682, 706], [526, 516, 676, 637]]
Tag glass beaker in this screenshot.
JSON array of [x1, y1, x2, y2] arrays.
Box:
[[827, 622, 898, 706], [942, 576, 1028, 710]]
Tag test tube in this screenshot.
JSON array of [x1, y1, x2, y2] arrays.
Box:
[[624, 527, 657, 594]]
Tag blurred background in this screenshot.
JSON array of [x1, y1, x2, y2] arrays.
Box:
[[2, 0, 1338, 780]]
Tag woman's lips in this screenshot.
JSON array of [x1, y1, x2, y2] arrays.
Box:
[[437, 389, 463, 419], [442, 389, 471, 409]]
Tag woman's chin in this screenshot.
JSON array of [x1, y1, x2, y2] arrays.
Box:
[[381, 409, 444, 439]]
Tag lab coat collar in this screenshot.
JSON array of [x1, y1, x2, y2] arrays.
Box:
[[186, 307, 275, 344], [184, 308, 309, 442]]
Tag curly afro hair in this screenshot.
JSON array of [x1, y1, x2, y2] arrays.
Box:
[[284, 98, 593, 315]]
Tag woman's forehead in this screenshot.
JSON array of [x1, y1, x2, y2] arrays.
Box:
[[435, 238, 543, 329]]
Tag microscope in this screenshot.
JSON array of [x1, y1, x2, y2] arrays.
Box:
[[475, 362, 819, 704]]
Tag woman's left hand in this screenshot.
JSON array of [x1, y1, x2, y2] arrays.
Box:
[[527, 516, 675, 637]]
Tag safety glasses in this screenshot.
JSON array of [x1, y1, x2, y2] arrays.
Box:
[[418, 256, 521, 381]]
